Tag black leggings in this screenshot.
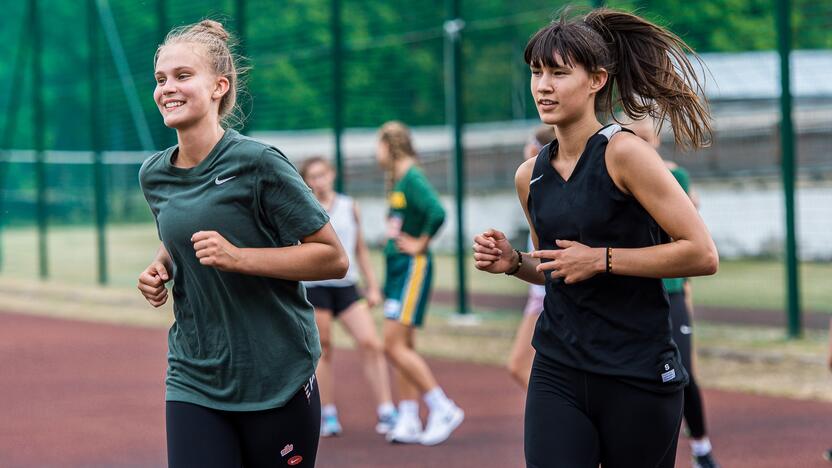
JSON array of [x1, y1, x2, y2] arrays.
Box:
[[669, 291, 707, 439], [525, 353, 683, 468], [166, 376, 321, 468]]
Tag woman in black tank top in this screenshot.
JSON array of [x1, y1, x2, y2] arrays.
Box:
[[473, 9, 718, 468]]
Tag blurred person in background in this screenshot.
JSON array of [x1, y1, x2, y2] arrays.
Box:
[[628, 117, 721, 468], [376, 121, 465, 446], [826, 319, 832, 462], [507, 125, 555, 390], [299, 156, 397, 438]]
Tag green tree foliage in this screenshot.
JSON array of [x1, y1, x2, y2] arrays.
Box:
[[0, 0, 828, 151]]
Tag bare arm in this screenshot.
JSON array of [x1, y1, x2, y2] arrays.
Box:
[[604, 133, 718, 278], [353, 202, 382, 307], [534, 134, 718, 283], [155, 243, 172, 271], [192, 222, 349, 282], [513, 158, 545, 285]]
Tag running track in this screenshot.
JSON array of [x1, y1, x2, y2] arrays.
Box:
[[1, 312, 830, 467]]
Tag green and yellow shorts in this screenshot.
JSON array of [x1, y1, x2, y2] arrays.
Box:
[[383, 253, 433, 328]]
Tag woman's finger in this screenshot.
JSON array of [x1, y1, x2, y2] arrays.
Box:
[[138, 282, 163, 295], [474, 252, 501, 262], [472, 244, 501, 255], [531, 249, 561, 260]]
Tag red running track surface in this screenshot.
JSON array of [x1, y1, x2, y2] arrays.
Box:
[[1, 312, 830, 467]]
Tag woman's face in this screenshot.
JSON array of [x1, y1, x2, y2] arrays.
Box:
[[375, 139, 391, 168], [153, 43, 228, 130], [303, 161, 335, 198], [530, 54, 605, 127]]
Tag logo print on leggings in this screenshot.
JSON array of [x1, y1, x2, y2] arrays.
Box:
[[303, 375, 315, 404], [661, 363, 676, 383], [288, 455, 303, 466], [281, 444, 293, 457]]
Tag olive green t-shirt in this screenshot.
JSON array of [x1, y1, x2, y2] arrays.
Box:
[[139, 129, 328, 411], [383, 166, 445, 258], [663, 166, 691, 295]]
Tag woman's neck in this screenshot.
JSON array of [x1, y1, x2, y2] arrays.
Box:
[[175, 119, 225, 168], [393, 157, 414, 180], [317, 190, 336, 209], [553, 115, 603, 162]]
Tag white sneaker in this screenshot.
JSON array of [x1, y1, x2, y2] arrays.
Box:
[[375, 411, 398, 435], [385, 414, 422, 444], [320, 414, 342, 437], [420, 404, 464, 446]]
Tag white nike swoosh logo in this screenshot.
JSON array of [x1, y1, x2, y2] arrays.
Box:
[[530, 174, 544, 185], [215, 175, 236, 185]]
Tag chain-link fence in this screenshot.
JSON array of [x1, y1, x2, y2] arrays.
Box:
[[0, 0, 829, 327]]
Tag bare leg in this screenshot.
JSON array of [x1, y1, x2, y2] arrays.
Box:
[[314, 309, 335, 407], [338, 301, 394, 407], [507, 313, 539, 390], [383, 320, 437, 394]]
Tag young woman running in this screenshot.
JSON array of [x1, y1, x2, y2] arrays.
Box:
[[376, 121, 464, 446], [299, 156, 397, 437], [507, 125, 555, 390], [137, 20, 347, 468], [628, 118, 721, 468], [473, 9, 718, 467]]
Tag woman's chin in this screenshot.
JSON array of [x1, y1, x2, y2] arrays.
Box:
[[162, 116, 192, 130]]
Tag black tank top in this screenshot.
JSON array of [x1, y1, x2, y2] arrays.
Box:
[[528, 124, 688, 393]]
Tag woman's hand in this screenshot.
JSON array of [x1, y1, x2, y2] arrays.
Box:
[[532, 239, 605, 284], [365, 286, 383, 309], [473, 229, 515, 274], [137, 261, 170, 307], [192, 231, 241, 272], [395, 233, 429, 256]]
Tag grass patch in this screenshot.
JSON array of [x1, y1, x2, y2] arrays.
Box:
[[1, 224, 830, 312]]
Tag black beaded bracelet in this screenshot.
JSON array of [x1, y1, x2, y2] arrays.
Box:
[[505, 249, 523, 276]]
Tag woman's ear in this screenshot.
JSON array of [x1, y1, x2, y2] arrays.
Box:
[[589, 68, 608, 94], [213, 76, 230, 100]]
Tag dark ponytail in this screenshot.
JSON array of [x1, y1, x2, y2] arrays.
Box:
[[525, 8, 712, 150]]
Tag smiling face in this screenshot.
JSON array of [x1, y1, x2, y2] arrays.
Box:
[[153, 43, 228, 130], [530, 54, 606, 127]]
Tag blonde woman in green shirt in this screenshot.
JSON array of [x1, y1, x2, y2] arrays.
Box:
[[376, 121, 464, 446], [137, 20, 347, 468]]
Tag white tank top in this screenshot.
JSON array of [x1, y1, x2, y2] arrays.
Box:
[[305, 194, 360, 287]]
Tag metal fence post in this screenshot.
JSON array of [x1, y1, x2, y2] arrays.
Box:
[[332, 0, 345, 193], [775, 0, 801, 338], [31, 0, 49, 279], [445, 0, 468, 316], [89, 0, 108, 285]]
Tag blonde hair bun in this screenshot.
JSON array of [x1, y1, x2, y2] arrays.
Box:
[[193, 20, 230, 42]]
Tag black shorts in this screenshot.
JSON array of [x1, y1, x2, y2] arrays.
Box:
[[306, 285, 361, 317]]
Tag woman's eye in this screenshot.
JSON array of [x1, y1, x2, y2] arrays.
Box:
[[178, 74, 190, 80], [156, 78, 166, 85]]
